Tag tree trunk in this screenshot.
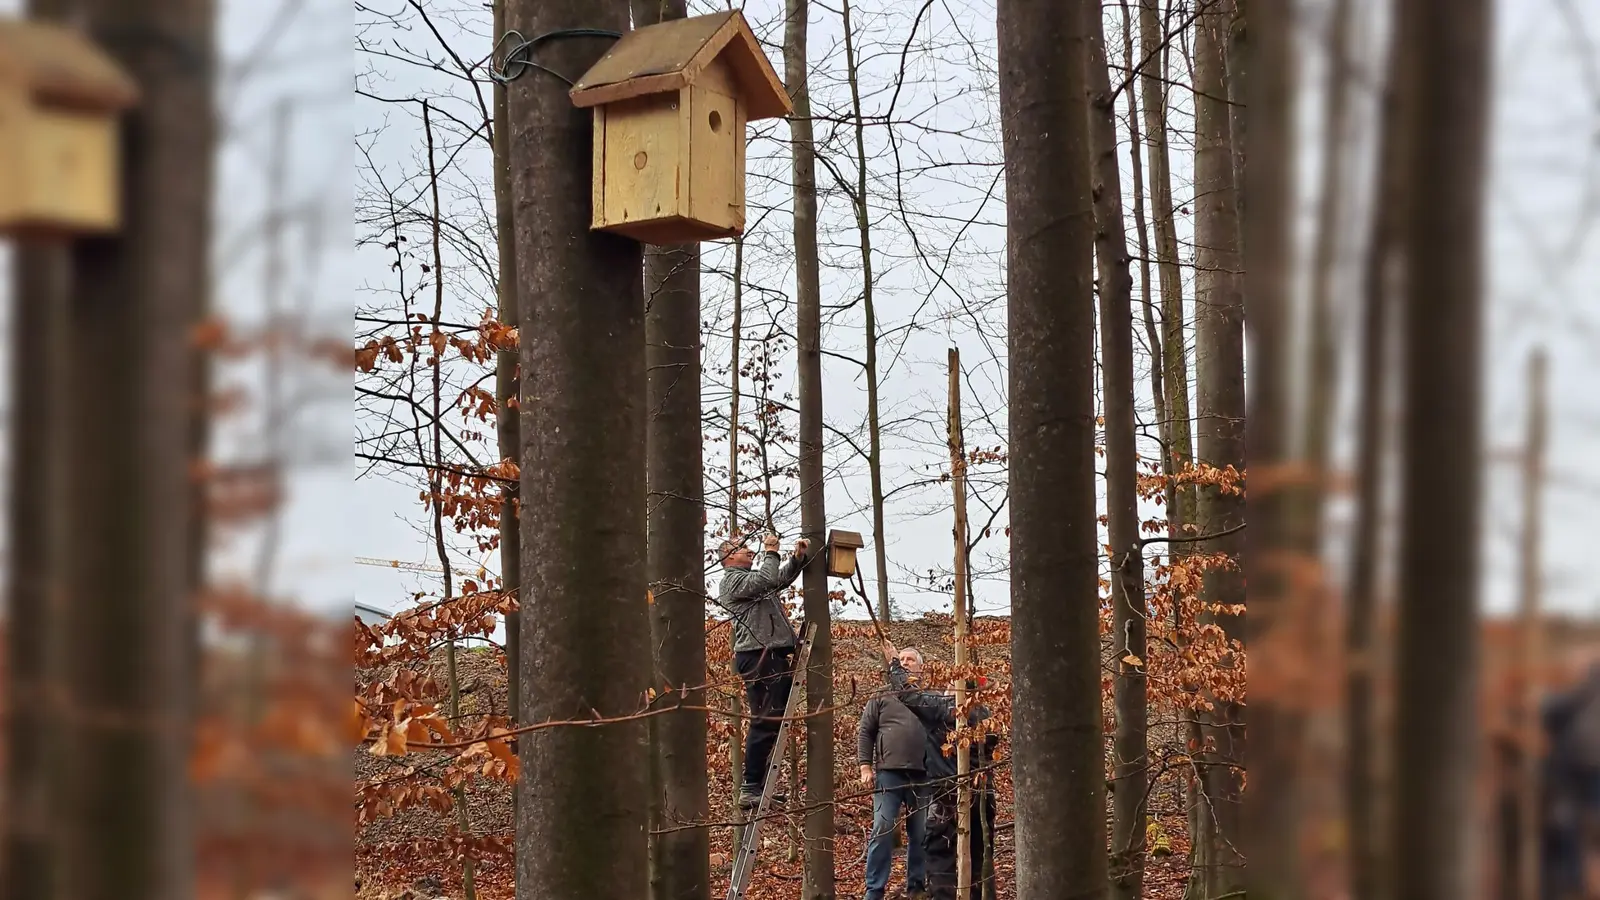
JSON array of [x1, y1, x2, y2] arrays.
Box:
[[1117, 0, 1166, 447], [785, 0, 835, 894], [1139, 0, 1195, 528], [1191, 3, 1246, 894], [1344, 59, 1400, 900], [1089, 5, 1148, 897], [643, 230, 711, 900], [632, 5, 712, 895], [997, 0, 1106, 896], [839, 0, 894, 625], [1514, 351, 1547, 900], [1226, 0, 1248, 228], [424, 103, 479, 900], [58, 1, 214, 897], [1302, 0, 1353, 505], [1135, 9, 1207, 882], [505, 3, 651, 898], [1391, 0, 1491, 896], [2, 242, 69, 899], [1239, 0, 1298, 894], [491, 0, 523, 772]]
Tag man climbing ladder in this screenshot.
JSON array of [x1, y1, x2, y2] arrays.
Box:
[[716, 533, 810, 808]]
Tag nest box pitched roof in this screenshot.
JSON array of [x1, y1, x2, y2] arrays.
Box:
[[0, 20, 139, 111], [569, 11, 792, 121]]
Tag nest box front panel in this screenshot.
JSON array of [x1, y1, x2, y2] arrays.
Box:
[[598, 94, 684, 229], [26, 108, 119, 232], [686, 84, 740, 234]]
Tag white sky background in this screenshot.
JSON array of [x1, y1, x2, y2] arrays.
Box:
[[346, 0, 1600, 633]]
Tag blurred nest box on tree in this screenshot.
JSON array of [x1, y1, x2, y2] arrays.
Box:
[[825, 530, 864, 579], [0, 19, 138, 238], [569, 10, 791, 245]]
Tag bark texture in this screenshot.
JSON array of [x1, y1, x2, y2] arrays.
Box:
[[1191, 4, 1246, 894], [785, 0, 835, 893], [1240, 0, 1298, 895], [58, 1, 215, 896], [2, 243, 69, 899], [1391, 0, 1491, 896], [634, 5, 712, 893], [997, 0, 1107, 896], [506, 3, 652, 898], [492, 0, 523, 755], [1089, 5, 1148, 898]]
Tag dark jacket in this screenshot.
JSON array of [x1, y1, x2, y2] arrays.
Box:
[[888, 660, 1000, 782], [858, 689, 928, 773], [715, 550, 804, 653]]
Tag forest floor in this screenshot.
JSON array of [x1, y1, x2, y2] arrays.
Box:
[[356, 616, 1196, 900]]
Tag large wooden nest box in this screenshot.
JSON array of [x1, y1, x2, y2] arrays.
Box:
[[0, 19, 139, 238], [825, 530, 865, 579], [569, 11, 791, 245]]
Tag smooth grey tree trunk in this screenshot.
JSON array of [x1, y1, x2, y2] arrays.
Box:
[[2, 242, 69, 899], [61, 1, 215, 897], [1191, 5, 1246, 894], [784, 0, 835, 895], [491, 0, 522, 780], [631, 7, 712, 899], [997, 0, 1106, 897], [1391, 0, 1492, 896], [505, 2, 652, 898], [1089, 4, 1148, 897], [1240, 0, 1299, 895]]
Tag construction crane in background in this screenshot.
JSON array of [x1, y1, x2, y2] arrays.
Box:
[[354, 555, 491, 583]]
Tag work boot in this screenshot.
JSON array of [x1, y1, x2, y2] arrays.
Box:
[[737, 785, 785, 809]]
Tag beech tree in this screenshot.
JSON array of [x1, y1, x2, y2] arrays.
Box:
[[503, 2, 652, 899], [1391, 0, 1492, 895], [1190, 4, 1246, 894], [630, 3, 713, 899], [56, 0, 215, 896], [998, 0, 1106, 896], [1088, 5, 1149, 898], [785, 0, 836, 894]]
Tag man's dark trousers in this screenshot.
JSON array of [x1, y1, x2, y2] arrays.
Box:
[[924, 784, 996, 900], [865, 768, 927, 900], [734, 645, 795, 791]]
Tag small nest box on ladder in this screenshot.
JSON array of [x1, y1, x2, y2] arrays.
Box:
[[569, 11, 792, 244]]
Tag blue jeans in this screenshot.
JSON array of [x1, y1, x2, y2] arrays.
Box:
[[865, 769, 927, 900]]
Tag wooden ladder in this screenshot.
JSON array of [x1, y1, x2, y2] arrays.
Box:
[[725, 621, 816, 900]]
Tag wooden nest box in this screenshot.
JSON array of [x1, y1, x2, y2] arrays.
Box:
[[569, 11, 791, 244], [0, 19, 139, 238], [825, 530, 865, 579]]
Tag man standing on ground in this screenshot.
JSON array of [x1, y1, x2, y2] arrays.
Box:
[[858, 646, 931, 900], [716, 534, 809, 809], [879, 639, 1000, 900]]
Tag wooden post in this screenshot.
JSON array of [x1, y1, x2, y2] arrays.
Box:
[[949, 347, 972, 898], [1516, 348, 1546, 900]]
